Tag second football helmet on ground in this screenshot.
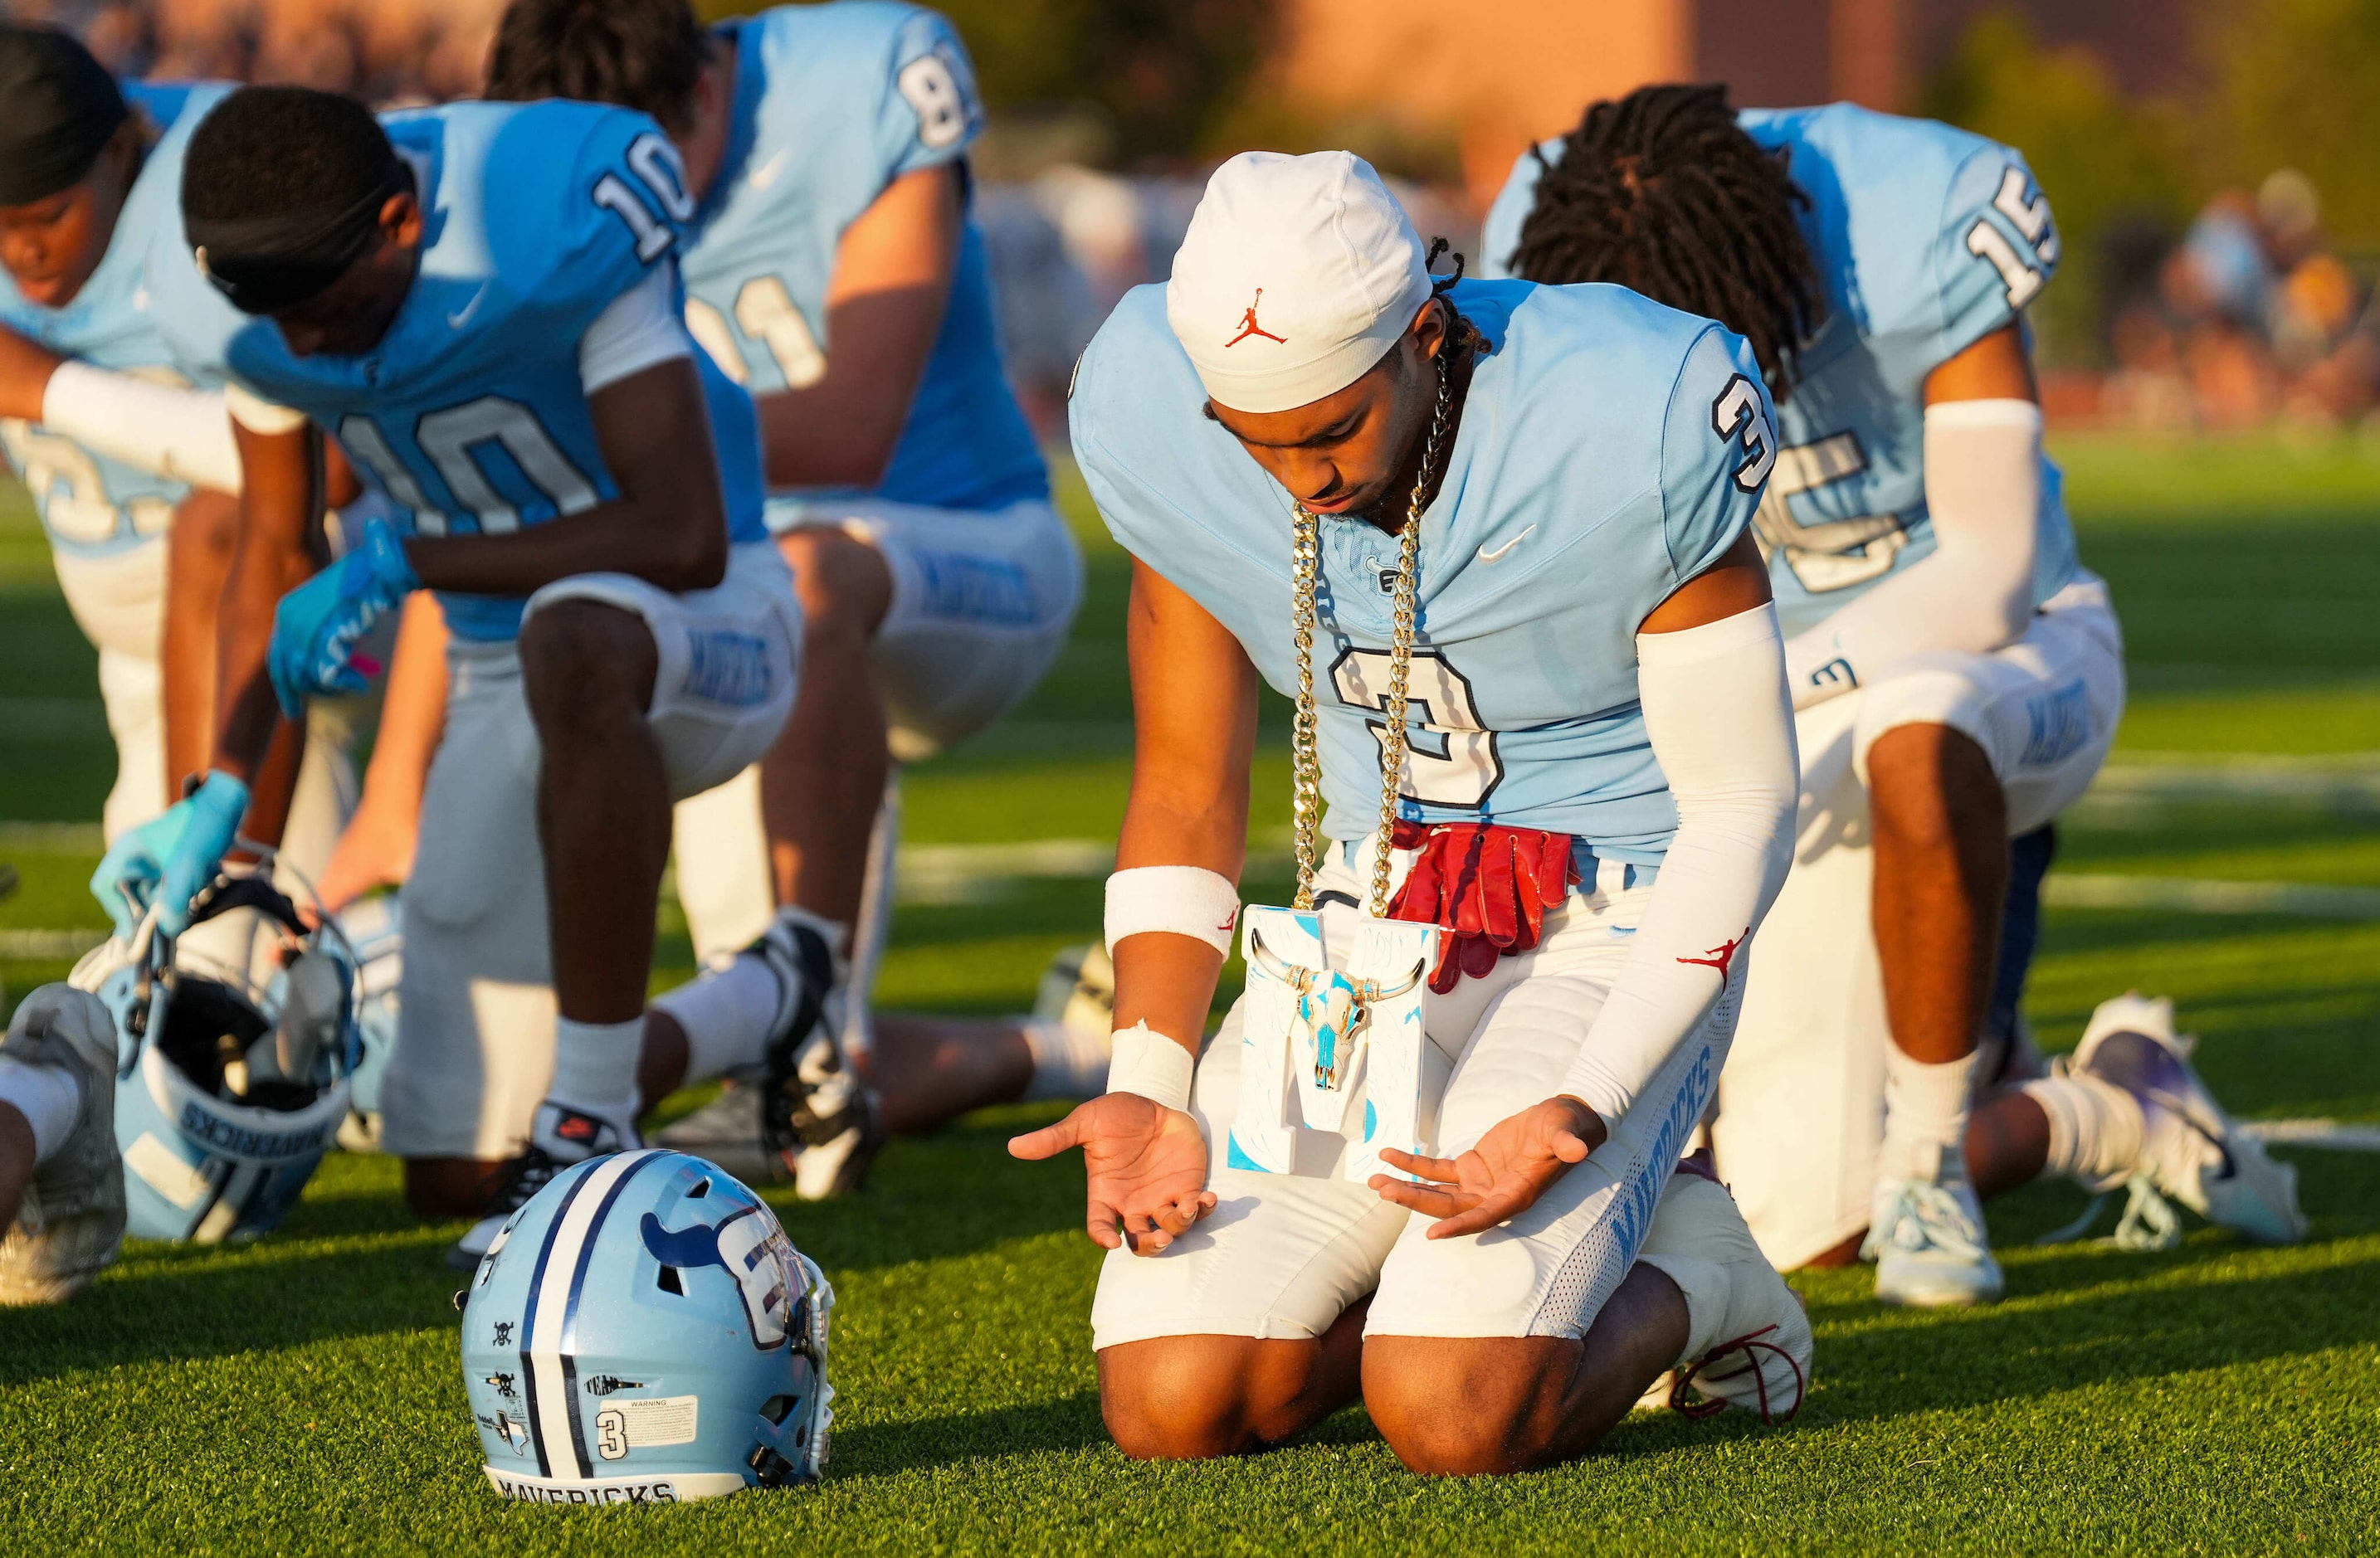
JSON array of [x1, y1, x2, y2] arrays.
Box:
[[460, 1149, 834, 1502], [75, 878, 358, 1244]]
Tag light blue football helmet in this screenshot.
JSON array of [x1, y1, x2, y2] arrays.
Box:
[[72, 875, 358, 1243], [458, 1150, 835, 1504]]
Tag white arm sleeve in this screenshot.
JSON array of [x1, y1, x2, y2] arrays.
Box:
[[1781, 398, 2043, 708], [39, 361, 243, 494], [1558, 602, 1798, 1125], [578, 262, 694, 396]]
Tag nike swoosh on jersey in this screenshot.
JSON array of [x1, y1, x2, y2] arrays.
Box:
[[447, 287, 490, 329], [747, 148, 790, 191], [1477, 526, 1536, 562]]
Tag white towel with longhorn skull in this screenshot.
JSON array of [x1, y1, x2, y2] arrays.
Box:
[[1230, 905, 1440, 1182]]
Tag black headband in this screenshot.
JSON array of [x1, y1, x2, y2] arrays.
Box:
[[187, 160, 409, 314], [0, 26, 130, 207]]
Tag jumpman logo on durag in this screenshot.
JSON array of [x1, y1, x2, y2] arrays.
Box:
[[1224, 288, 1287, 348]]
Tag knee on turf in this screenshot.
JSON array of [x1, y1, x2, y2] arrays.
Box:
[[516, 598, 657, 726], [1095, 1337, 1309, 1461], [1363, 1339, 1562, 1477]]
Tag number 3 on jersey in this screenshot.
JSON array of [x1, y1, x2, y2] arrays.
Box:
[[1332, 649, 1502, 808], [1711, 373, 1777, 494]]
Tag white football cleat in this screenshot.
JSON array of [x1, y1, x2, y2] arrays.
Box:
[[746, 915, 884, 1202], [446, 1099, 638, 1270], [1865, 1146, 2004, 1307], [1641, 1173, 1812, 1424], [0, 986, 126, 1306], [2072, 992, 2306, 1246], [1022, 942, 1117, 1101], [1033, 942, 1114, 1035]]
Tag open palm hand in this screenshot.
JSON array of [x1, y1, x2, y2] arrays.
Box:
[[1371, 1097, 1607, 1239], [1010, 1092, 1217, 1254]]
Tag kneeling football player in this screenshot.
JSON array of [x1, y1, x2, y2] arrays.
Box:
[[1012, 152, 1808, 1473], [433, 0, 1091, 1197], [1484, 85, 2304, 1302], [102, 85, 801, 1268], [0, 29, 362, 922]]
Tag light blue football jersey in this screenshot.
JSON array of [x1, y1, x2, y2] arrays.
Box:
[[1480, 103, 2083, 639], [149, 100, 768, 641], [685, 2, 1047, 519], [0, 82, 229, 561], [1071, 279, 1771, 861]]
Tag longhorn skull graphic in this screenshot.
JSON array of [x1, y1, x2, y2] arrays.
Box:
[[1248, 930, 1427, 1091]]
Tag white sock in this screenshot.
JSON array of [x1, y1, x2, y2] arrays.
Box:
[[1019, 1017, 1111, 1102], [2022, 1073, 2144, 1191], [653, 956, 787, 1085], [0, 1059, 82, 1166], [548, 1017, 645, 1119], [1879, 1049, 1978, 1184]]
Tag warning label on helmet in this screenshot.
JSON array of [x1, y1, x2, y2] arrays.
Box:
[[594, 1395, 699, 1458]]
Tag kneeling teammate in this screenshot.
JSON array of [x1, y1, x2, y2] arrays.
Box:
[[1013, 153, 1807, 1473], [1485, 86, 2303, 1303], [477, 0, 1094, 1193], [0, 30, 356, 905], [109, 86, 800, 1263]]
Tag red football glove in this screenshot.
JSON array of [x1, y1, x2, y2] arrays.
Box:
[[1386, 820, 1578, 992]]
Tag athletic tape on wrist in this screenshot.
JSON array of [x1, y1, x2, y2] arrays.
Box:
[[1103, 865, 1241, 957], [1105, 1020, 1196, 1113]]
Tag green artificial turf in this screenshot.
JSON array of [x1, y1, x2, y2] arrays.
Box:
[[4, 432, 2380, 1553]]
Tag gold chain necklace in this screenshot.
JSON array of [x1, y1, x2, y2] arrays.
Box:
[[1288, 353, 1455, 918]]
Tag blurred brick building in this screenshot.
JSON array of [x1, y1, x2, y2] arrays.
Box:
[[1270, 0, 2192, 209]]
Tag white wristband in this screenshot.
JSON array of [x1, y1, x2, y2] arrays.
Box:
[[1105, 1020, 1197, 1113], [1103, 865, 1241, 957]]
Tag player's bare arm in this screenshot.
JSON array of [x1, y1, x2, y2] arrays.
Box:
[[1007, 557, 1252, 1251], [400, 356, 729, 597], [754, 163, 962, 488], [1924, 319, 2037, 407], [211, 416, 323, 784], [313, 592, 447, 914]]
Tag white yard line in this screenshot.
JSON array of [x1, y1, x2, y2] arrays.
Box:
[[2241, 1119, 2380, 1152], [0, 821, 105, 853], [2043, 874, 2380, 919], [2086, 758, 2380, 814], [0, 928, 104, 960]]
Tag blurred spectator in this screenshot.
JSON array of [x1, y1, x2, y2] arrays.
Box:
[[4, 0, 493, 105], [2099, 171, 2378, 432]]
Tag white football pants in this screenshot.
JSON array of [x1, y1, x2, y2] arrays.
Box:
[[383, 543, 801, 1161], [1711, 577, 2125, 1268], [1091, 842, 1735, 1348]]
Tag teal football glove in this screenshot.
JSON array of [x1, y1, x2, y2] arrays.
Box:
[[267, 519, 418, 719], [89, 770, 250, 937]]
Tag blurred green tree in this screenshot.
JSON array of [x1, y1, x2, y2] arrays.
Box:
[[1924, 9, 2197, 366], [699, 0, 1277, 165]]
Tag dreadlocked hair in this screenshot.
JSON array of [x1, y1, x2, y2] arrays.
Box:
[[1507, 83, 1822, 397], [1424, 236, 1487, 364]]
